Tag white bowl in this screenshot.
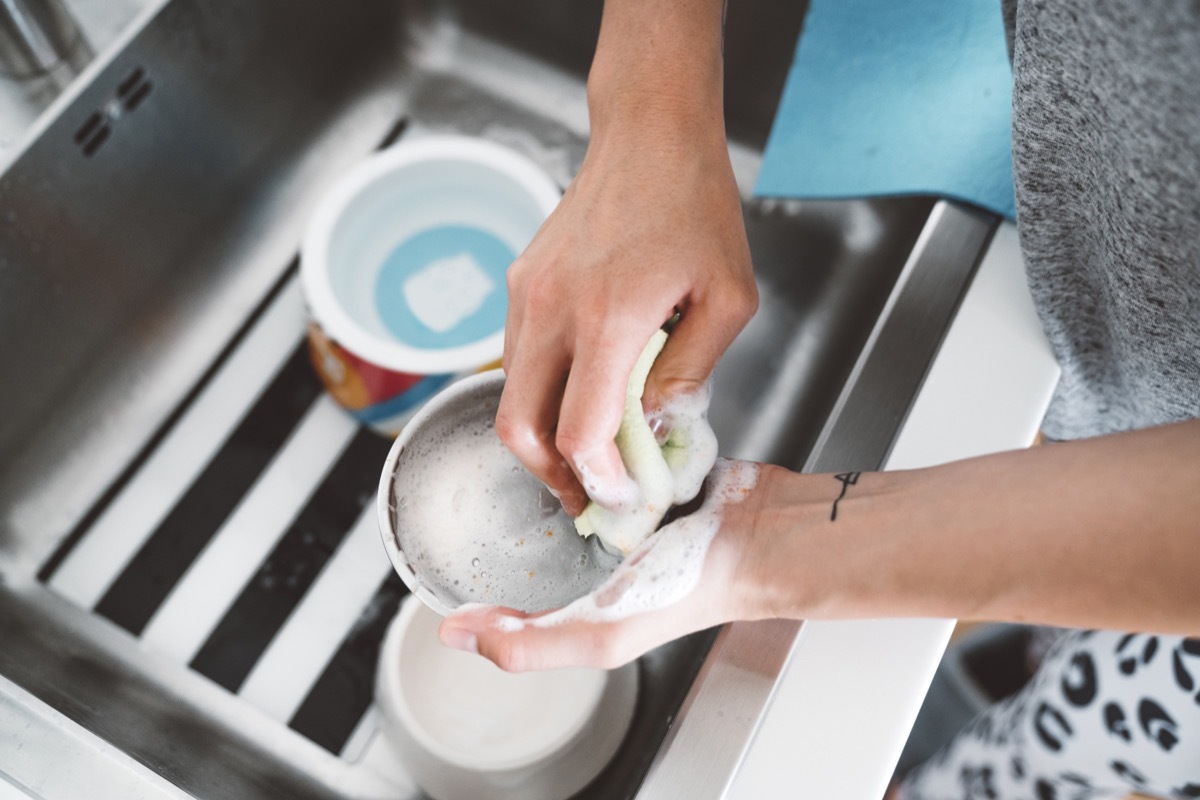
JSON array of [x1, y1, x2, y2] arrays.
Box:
[[375, 596, 639, 800]]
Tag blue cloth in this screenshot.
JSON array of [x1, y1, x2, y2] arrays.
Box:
[[755, 0, 1016, 219]]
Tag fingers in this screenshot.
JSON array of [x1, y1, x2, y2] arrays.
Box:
[[556, 327, 655, 504], [495, 335, 589, 516], [498, 319, 658, 514], [438, 606, 680, 672], [501, 257, 672, 514], [500, 292, 754, 515], [499, 252, 591, 513], [440, 609, 621, 671], [642, 287, 757, 411]]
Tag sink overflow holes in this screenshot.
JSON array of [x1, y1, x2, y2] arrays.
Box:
[[74, 66, 154, 158]]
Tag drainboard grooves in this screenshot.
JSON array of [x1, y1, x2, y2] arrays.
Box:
[[189, 428, 391, 691], [94, 343, 322, 635], [139, 395, 361, 663], [36, 273, 408, 761], [289, 573, 408, 754]]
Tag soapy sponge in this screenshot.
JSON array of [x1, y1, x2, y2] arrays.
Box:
[[574, 330, 718, 555]]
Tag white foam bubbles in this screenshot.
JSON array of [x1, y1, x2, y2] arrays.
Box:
[[519, 459, 759, 629], [573, 381, 721, 556], [388, 387, 620, 614], [656, 382, 720, 506]]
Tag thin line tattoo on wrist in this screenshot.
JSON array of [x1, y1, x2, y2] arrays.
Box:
[[830, 471, 861, 522]]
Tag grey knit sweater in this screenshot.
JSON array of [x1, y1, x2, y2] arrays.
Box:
[[1004, 0, 1200, 439]]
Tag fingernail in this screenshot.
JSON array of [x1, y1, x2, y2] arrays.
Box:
[[578, 441, 624, 479], [573, 447, 631, 508], [563, 490, 588, 517], [647, 413, 669, 445], [440, 625, 478, 654]]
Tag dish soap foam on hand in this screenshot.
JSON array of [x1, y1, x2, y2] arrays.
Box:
[[573, 329, 719, 556]]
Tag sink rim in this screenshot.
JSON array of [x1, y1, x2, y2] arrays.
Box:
[[0, 1, 999, 798]]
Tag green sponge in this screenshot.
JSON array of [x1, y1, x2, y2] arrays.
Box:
[[574, 330, 683, 555]]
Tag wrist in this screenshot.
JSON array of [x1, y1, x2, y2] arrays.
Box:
[[731, 466, 925, 622], [586, 0, 726, 149], [723, 464, 826, 621], [587, 70, 723, 140]]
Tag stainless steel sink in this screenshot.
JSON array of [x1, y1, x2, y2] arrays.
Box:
[[0, 1, 997, 797]]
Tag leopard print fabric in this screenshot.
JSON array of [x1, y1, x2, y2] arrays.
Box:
[[900, 631, 1200, 800]]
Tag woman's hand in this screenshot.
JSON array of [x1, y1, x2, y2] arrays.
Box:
[[441, 419, 1200, 671], [438, 459, 772, 671], [495, 0, 757, 517]]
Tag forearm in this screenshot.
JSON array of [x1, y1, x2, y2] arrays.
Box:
[[742, 419, 1200, 634], [588, 0, 728, 148], [495, 0, 752, 516]]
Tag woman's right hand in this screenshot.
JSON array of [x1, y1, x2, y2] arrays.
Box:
[[495, 0, 757, 516]]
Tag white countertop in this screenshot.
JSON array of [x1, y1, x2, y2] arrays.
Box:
[[728, 221, 1060, 799]]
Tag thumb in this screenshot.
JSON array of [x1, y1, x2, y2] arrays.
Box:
[[439, 607, 635, 672]]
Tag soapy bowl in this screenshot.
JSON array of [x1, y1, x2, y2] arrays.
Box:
[[301, 135, 561, 433], [375, 595, 639, 800], [376, 369, 622, 616]]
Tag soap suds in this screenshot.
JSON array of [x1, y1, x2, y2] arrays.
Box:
[[655, 382, 719, 506], [495, 459, 759, 630], [574, 380, 720, 556], [389, 388, 620, 613], [573, 444, 642, 511]]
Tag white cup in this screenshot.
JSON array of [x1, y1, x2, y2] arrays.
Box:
[[375, 596, 639, 800], [301, 135, 561, 432]]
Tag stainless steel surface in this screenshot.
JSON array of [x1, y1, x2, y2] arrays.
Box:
[[640, 619, 806, 799], [1, 0, 418, 566], [0, 0, 147, 157], [0, 0, 111, 148], [0, 673, 192, 800], [0, 0, 997, 797], [807, 201, 999, 473], [0, 0, 91, 80], [642, 201, 998, 799]]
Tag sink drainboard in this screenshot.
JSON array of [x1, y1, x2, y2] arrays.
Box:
[[36, 268, 409, 763]]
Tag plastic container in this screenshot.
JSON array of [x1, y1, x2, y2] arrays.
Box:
[[301, 135, 561, 433]]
